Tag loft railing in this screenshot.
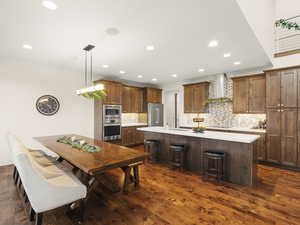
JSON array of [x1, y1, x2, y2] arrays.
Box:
[[274, 15, 300, 57]]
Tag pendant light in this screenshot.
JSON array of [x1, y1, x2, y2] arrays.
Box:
[[76, 45, 106, 99]]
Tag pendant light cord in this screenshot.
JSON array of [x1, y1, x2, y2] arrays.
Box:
[[90, 50, 93, 84], [85, 51, 88, 87]]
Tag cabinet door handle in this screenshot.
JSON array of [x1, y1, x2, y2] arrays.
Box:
[[277, 109, 280, 112], [277, 104, 280, 106]]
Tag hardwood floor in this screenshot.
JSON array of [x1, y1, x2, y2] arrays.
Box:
[[1, 145, 300, 225]]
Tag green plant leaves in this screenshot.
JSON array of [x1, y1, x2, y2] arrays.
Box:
[[80, 90, 107, 99], [204, 98, 232, 105], [275, 19, 300, 31]]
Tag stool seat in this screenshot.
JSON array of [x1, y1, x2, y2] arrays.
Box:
[[205, 152, 225, 158], [145, 139, 159, 143]]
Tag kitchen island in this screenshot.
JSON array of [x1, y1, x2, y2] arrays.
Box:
[[138, 127, 260, 186]]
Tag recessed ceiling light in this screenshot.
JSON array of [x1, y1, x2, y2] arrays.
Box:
[[23, 44, 32, 50], [208, 40, 218, 47], [234, 61, 241, 65], [198, 68, 205, 72], [42, 0, 57, 10], [102, 64, 109, 68], [172, 74, 177, 78], [137, 75, 143, 78], [120, 70, 126, 74], [146, 45, 155, 51], [224, 53, 231, 58], [152, 78, 157, 82]]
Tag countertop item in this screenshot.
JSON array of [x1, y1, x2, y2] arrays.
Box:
[[122, 123, 148, 127], [138, 127, 260, 143], [180, 126, 266, 134]]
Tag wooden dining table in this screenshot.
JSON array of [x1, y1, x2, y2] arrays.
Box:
[[34, 134, 149, 221]]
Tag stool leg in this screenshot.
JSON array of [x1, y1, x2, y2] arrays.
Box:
[[180, 151, 184, 171], [133, 166, 140, 187], [123, 167, 131, 193], [204, 157, 208, 180], [217, 159, 221, 184]]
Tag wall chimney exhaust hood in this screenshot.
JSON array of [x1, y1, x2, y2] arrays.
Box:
[[205, 73, 232, 105], [215, 74, 226, 98]]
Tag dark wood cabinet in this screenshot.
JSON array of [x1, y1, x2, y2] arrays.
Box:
[[281, 109, 298, 167], [233, 77, 249, 113], [233, 74, 266, 113], [184, 85, 194, 113], [249, 75, 266, 113], [266, 72, 281, 108], [95, 80, 122, 105], [281, 69, 298, 108], [257, 134, 266, 161], [266, 69, 298, 109], [184, 82, 209, 113], [265, 68, 300, 168], [122, 126, 146, 146], [266, 109, 281, 164], [145, 88, 162, 104], [266, 108, 298, 166], [122, 86, 131, 113], [122, 86, 144, 113]]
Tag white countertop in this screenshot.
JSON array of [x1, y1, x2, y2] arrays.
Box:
[[122, 123, 148, 127], [206, 126, 266, 134], [180, 126, 266, 134], [137, 127, 260, 143]]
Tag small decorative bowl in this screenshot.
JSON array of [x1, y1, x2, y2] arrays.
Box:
[[192, 127, 206, 133]]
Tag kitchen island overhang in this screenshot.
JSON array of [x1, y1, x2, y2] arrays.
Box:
[[138, 127, 260, 186]]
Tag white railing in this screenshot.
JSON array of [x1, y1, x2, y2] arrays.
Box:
[[275, 15, 300, 57]]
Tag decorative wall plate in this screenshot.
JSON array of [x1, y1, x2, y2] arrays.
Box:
[[36, 95, 60, 116]]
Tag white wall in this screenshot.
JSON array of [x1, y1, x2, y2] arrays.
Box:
[[272, 0, 300, 68], [276, 0, 300, 18], [0, 59, 94, 166], [236, 0, 275, 61], [236, 0, 300, 68]]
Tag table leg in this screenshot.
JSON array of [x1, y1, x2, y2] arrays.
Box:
[[67, 169, 97, 223]]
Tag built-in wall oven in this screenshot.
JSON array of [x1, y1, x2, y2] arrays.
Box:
[[103, 105, 122, 141]]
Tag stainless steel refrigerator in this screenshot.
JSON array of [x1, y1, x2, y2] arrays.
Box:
[[148, 103, 164, 126]]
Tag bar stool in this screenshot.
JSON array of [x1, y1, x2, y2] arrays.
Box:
[[169, 144, 186, 171], [144, 139, 160, 162], [203, 151, 226, 183]]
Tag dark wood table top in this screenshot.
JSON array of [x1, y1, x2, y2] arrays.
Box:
[[34, 134, 149, 175]]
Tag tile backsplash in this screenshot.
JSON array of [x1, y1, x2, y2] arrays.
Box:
[[122, 113, 147, 124], [180, 77, 266, 128]]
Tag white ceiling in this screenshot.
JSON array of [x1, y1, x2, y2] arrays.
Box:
[[0, 0, 271, 85]]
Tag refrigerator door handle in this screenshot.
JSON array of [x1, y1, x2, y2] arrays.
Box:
[[155, 108, 159, 124]]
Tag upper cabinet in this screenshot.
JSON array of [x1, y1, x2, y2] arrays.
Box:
[[232, 74, 266, 114], [94, 80, 122, 105], [183, 82, 209, 113], [145, 88, 162, 104], [122, 85, 144, 113], [266, 69, 298, 108], [233, 77, 249, 113], [249, 75, 266, 113]]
